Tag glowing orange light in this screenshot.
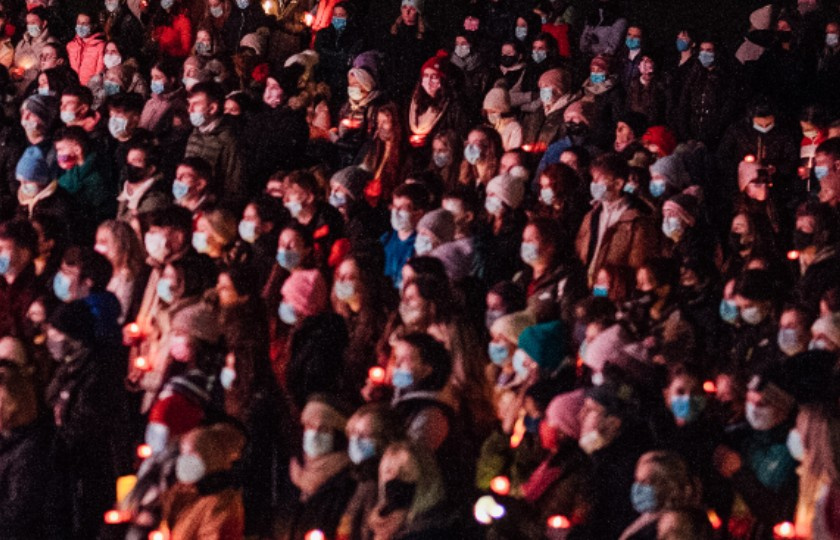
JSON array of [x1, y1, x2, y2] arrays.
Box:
[[787, 250, 800, 261], [707, 510, 722, 530], [490, 476, 510, 496], [104, 510, 130, 524], [703, 380, 717, 394], [547, 515, 571, 529], [341, 118, 362, 129], [773, 521, 796, 539], [368, 366, 386, 384], [305, 531, 325, 540], [303, 12, 314, 26], [409, 134, 426, 147], [128, 322, 140, 335], [137, 444, 153, 459], [134, 356, 151, 371], [744, 154, 756, 163], [148, 531, 168, 540]]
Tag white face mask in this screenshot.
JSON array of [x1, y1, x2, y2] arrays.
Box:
[[144, 422, 170, 454], [176, 453, 207, 483], [144, 232, 168, 262], [745, 402, 778, 431], [303, 429, 334, 458], [579, 429, 607, 454], [787, 428, 804, 461]]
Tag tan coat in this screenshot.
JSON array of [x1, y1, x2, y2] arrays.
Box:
[[575, 201, 658, 300], [163, 483, 244, 540]]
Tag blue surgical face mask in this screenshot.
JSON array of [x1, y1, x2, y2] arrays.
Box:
[[76, 25, 91, 38], [189, 111, 206, 127], [145, 422, 170, 454], [625, 36, 641, 50], [485, 309, 503, 330], [347, 86, 363, 101], [390, 209, 412, 232], [631, 482, 659, 514], [105, 0, 120, 12], [235, 0, 249, 9], [285, 200, 303, 218], [590, 181, 607, 201], [60, 110, 76, 124], [787, 429, 804, 461], [828, 33, 840, 48], [488, 341, 510, 365], [662, 216, 684, 240], [512, 349, 530, 378], [649, 179, 666, 198], [27, 25, 41, 38], [329, 191, 347, 208], [172, 179, 189, 200], [464, 143, 482, 165], [303, 429, 334, 458], [433, 152, 451, 168], [414, 234, 434, 255], [698, 51, 714, 68], [539, 86, 554, 105], [220, 366, 236, 389], [454, 44, 470, 58], [719, 299, 738, 324], [276, 249, 301, 270], [0, 253, 10, 275], [238, 220, 257, 243], [192, 232, 209, 253], [37, 87, 50, 96], [593, 285, 609, 297], [103, 80, 121, 96], [777, 328, 803, 356], [332, 16, 346, 30], [334, 280, 355, 301], [532, 49, 547, 64], [540, 187, 555, 205], [108, 115, 128, 138], [740, 305, 765, 326], [161, 0, 174, 9], [520, 242, 539, 264], [53, 272, 73, 302], [676, 38, 690, 52], [156, 277, 174, 303], [484, 195, 503, 215], [670, 394, 706, 424], [392, 367, 414, 389], [195, 42, 210, 55], [348, 436, 376, 464], [814, 165, 829, 180], [623, 183, 637, 194], [590, 72, 606, 84], [278, 301, 297, 325], [515, 26, 528, 41], [210, 5, 224, 17]]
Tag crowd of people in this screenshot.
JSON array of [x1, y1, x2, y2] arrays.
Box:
[[2, 0, 840, 538]]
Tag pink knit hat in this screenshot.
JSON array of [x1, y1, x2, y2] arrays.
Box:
[[583, 324, 632, 372], [281, 269, 328, 318], [545, 389, 585, 439]]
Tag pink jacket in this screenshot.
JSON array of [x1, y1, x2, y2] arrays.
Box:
[[66, 33, 105, 85]]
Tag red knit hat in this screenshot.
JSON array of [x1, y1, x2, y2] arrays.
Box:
[[281, 269, 328, 318], [420, 50, 449, 80], [148, 393, 204, 437], [641, 125, 677, 158]]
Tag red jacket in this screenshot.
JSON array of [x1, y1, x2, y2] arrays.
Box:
[[66, 33, 105, 85], [153, 13, 193, 58]]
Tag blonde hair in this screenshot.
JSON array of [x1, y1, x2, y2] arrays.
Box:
[[379, 441, 444, 522], [795, 405, 840, 536], [637, 451, 698, 510]]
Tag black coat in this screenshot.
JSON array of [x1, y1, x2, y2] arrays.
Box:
[[285, 465, 357, 540], [243, 105, 309, 193], [222, 4, 272, 52], [286, 312, 350, 410], [315, 23, 366, 104], [678, 63, 735, 149]]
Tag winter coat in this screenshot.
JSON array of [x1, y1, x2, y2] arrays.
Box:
[[184, 117, 246, 206], [242, 105, 309, 193], [581, 77, 624, 149], [384, 21, 434, 101], [678, 63, 735, 149], [222, 5, 271, 52], [152, 12, 193, 58], [284, 460, 357, 540], [625, 77, 669, 126], [13, 28, 58, 90], [575, 198, 659, 298], [717, 120, 799, 199], [115, 176, 171, 222], [15, 184, 78, 238], [449, 52, 493, 122], [66, 32, 105, 86], [285, 312, 350, 410], [334, 92, 387, 167], [57, 152, 113, 228], [314, 23, 365, 102], [0, 264, 41, 339], [513, 259, 588, 322], [102, 7, 144, 61], [0, 124, 24, 221], [163, 473, 245, 540], [579, 4, 627, 57], [335, 461, 379, 540], [795, 245, 840, 313]]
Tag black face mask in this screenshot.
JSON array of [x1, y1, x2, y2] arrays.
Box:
[[729, 232, 751, 253], [125, 164, 147, 183], [793, 229, 815, 251], [776, 30, 793, 43], [380, 479, 416, 516], [499, 55, 518, 68], [566, 122, 588, 137]]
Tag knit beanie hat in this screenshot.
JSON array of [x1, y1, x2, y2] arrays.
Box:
[[583, 324, 632, 372], [734, 269, 774, 302], [487, 173, 525, 209], [417, 208, 455, 244], [187, 423, 247, 473], [348, 66, 377, 92], [812, 314, 840, 349], [663, 192, 700, 227], [618, 111, 648, 139], [240, 27, 269, 57], [545, 388, 585, 439], [590, 54, 610, 73], [538, 68, 570, 94], [331, 166, 373, 201], [301, 394, 350, 433], [21, 94, 58, 129], [203, 208, 238, 245], [148, 392, 205, 436], [16, 145, 52, 184], [48, 300, 96, 346], [749, 4, 773, 30], [737, 160, 763, 192], [353, 50, 381, 81], [171, 302, 221, 345], [518, 320, 565, 372], [649, 154, 690, 190], [483, 87, 511, 114], [402, 0, 424, 13], [491, 310, 536, 346], [641, 126, 677, 157], [281, 269, 328, 318], [420, 50, 449, 80]]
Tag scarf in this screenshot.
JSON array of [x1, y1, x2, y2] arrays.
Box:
[[290, 452, 350, 501], [450, 52, 481, 73], [582, 76, 616, 97], [117, 177, 157, 211], [546, 92, 578, 115], [409, 97, 447, 138], [17, 180, 57, 218]]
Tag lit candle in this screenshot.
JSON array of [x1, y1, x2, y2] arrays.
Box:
[[368, 366, 386, 384], [773, 521, 797, 539], [409, 134, 426, 147], [490, 476, 510, 496], [303, 12, 314, 26]]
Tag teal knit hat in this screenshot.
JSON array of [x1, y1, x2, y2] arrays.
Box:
[[518, 320, 565, 372]]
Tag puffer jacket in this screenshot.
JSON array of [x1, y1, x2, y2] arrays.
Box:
[[66, 32, 105, 85]]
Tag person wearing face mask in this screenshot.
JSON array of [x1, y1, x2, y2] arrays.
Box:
[[115, 140, 170, 223], [617, 25, 644, 90], [625, 53, 668, 126], [660, 193, 715, 271], [406, 52, 468, 155], [729, 269, 780, 368], [161, 423, 247, 538], [581, 54, 624, 149], [45, 300, 126, 539], [713, 365, 799, 539], [101, 0, 144, 62], [65, 12, 104, 86], [333, 63, 384, 167], [139, 59, 191, 158], [12, 8, 57, 92], [202, 0, 229, 31], [449, 31, 491, 119], [94, 219, 149, 325], [792, 201, 840, 313], [20, 94, 58, 150], [0, 220, 43, 339], [147, 0, 192, 58], [647, 154, 690, 203], [193, 207, 248, 265], [284, 395, 356, 539], [619, 451, 698, 540], [235, 195, 284, 283], [482, 87, 523, 151], [14, 143, 74, 226], [524, 67, 579, 148], [314, 2, 364, 108], [579, 0, 627, 57], [677, 39, 734, 149], [335, 404, 401, 540], [579, 379, 652, 540], [222, 0, 270, 52], [413, 208, 455, 259], [776, 307, 812, 358], [380, 182, 430, 288], [381, 0, 433, 101], [808, 313, 840, 353], [329, 166, 387, 244], [280, 170, 343, 267], [751, 16, 811, 120], [576, 153, 658, 301], [54, 126, 111, 229], [815, 21, 840, 113], [485, 310, 537, 424]]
